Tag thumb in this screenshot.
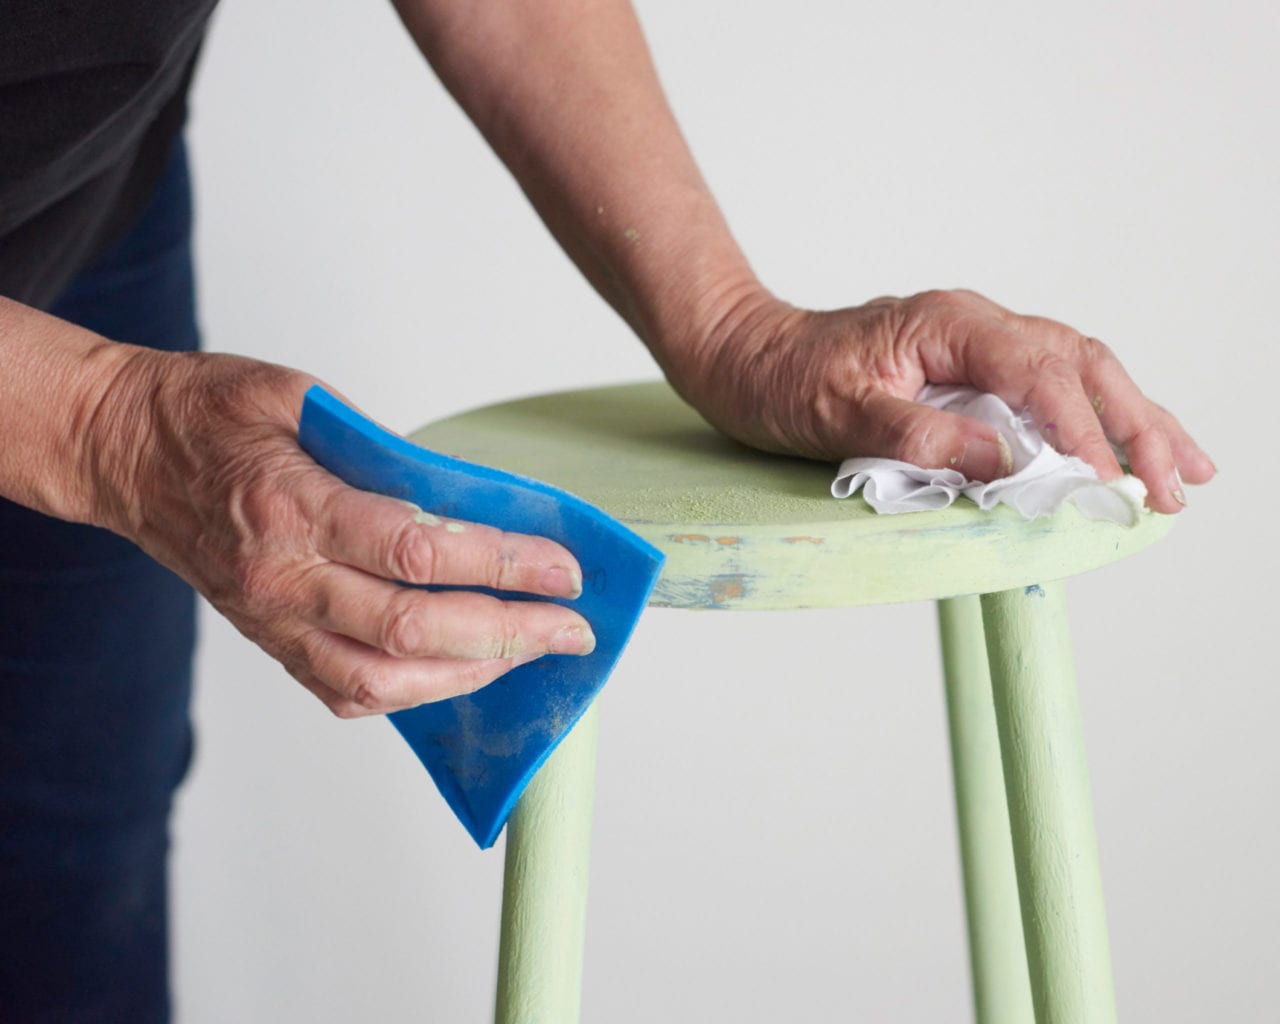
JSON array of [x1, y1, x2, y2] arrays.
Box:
[[849, 391, 1012, 482]]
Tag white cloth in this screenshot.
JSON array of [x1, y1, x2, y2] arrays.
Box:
[[831, 385, 1147, 525]]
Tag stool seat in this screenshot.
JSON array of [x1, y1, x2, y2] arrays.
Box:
[[412, 380, 1171, 609]]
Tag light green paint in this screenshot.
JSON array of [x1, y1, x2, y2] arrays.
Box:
[[938, 596, 1035, 1024], [412, 381, 1172, 610], [413, 510, 442, 526], [445, 521, 467, 533], [495, 702, 600, 1024], [982, 583, 1117, 1024], [408, 382, 1163, 1022]]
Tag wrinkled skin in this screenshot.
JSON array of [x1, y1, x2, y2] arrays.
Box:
[[681, 288, 1214, 514], [89, 349, 595, 718]]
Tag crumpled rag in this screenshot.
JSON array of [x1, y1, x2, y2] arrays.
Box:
[[831, 385, 1147, 526]]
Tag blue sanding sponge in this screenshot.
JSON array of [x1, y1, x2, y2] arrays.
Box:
[[298, 386, 664, 848]]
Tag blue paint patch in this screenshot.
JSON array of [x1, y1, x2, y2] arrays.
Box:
[[1025, 584, 1046, 597]]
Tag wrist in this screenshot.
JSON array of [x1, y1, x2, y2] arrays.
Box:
[[75, 342, 172, 537], [0, 299, 166, 529], [646, 273, 794, 406]]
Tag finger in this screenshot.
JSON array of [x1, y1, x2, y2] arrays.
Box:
[[1119, 425, 1187, 512], [957, 325, 1124, 481], [300, 629, 545, 714], [299, 562, 596, 659], [848, 391, 1013, 481], [1071, 341, 1187, 507], [1151, 404, 1216, 485], [308, 482, 583, 597]]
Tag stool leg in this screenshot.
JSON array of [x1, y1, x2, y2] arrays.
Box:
[[938, 596, 1036, 1024], [495, 701, 600, 1024], [980, 583, 1117, 1024]]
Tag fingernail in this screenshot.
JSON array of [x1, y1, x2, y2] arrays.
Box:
[[541, 566, 583, 599], [996, 434, 1013, 476], [956, 436, 1012, 480], [1171, 470, 1187, 507], [551, 624, 596, 656]]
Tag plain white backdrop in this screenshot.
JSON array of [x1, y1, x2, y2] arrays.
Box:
[[174, 2, 1277, 1021]]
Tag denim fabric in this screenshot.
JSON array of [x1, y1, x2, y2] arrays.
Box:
[[0, 138, 198, 1023]]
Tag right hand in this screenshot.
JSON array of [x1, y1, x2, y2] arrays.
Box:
[[672, 288, 1214, 513], [86, 348, 595, 717]]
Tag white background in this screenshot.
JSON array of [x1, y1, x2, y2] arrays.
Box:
[[176, 1, 1278, 1020]]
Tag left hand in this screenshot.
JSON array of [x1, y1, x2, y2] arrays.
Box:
[[675, 287, 1214, 514]]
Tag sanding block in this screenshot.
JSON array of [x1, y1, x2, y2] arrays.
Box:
[[298, 386, 664, 847]]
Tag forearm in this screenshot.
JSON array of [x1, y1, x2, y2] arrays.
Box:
[[0, 296, 145, 526], [392, 0, 766, 385]]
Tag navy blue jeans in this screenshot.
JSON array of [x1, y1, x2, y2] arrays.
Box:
[[0, 141, 198, 1022]]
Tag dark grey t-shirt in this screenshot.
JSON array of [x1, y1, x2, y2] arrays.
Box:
[[0, 0, 218, 310]]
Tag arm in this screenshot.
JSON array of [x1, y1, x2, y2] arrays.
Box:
[[392, 0, 750, 390], [392, 0, 1214, 510]]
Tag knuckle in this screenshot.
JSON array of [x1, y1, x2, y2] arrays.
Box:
[[235, 476, 285, 535], [1075, 334, 1114, 365], [910, 287, 988, 315], [1026, 350, 1073, 383], [329, 698, 367, 720], [889, 411, 936, 464], [492, 609, 523, 660], [379, 593, 423, 657], [912, 288, 954, 308], [349, 665, 394, 711], [1123, 420, 1160, 449], [483, 538, 521, 591], [386, 519, 437, 582]]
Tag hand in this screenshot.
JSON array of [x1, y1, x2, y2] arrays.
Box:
[[680, 288, 1214, 513], [86, 350, 595, 717]]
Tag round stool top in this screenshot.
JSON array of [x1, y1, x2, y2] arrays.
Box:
[[412, 381, 1172, 610]]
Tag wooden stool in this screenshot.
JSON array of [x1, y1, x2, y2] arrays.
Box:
[[412, 381, 1172, 1024]]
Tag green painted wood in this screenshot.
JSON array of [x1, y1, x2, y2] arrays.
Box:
[[981, 583, 1117, 1024], [938, 596, 1036, 1024], [412, 382, 1173, 610], [495, 702, 600, 1024]]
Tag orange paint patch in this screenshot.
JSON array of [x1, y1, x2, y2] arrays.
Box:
[[709, 577, 746, 604], [783, 535, 825, 545], [671, 533, 711, 544], [715, 536, 740, 546]]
